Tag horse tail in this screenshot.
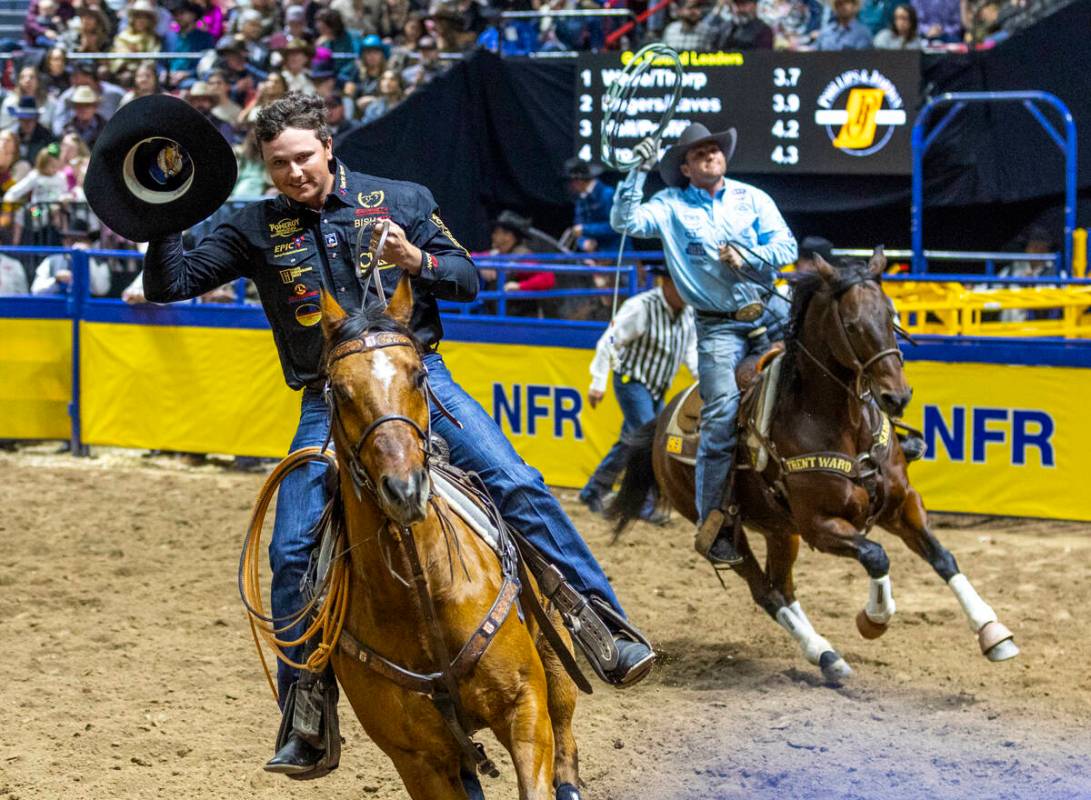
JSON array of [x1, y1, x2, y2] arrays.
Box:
[[607, 419, 658, 538]]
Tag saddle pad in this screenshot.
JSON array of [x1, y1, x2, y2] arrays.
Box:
[[745, 352, 783, 472], [431, 468, 501, 555], [664, 383, 701, 466], [662, 352, 784, 470]]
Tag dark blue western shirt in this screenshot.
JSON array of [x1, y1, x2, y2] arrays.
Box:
[[143, 160, 478, 389]]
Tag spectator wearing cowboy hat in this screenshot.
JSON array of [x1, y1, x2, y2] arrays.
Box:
[[486, 210, 556, 318], [611, 122, 797, 566], [795, 235, 837, 274], [565, 156, 619, 254], [30, 217, 111, 296], [275, 37, 317, 94], [210, 35, 263, 106], [52, 61, 124, 136], [581, 263, 697, 519], [111, 0, 162, 76], [400, 35, 447, 92], [61, 85, 106, 147], [164, 0, 216, 86], [186, 81, 238, 143], [10, 97, 54, 164], [326, 92, 359, 148]]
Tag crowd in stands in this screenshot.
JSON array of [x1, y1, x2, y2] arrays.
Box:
[[0, 0, 1041, 306]]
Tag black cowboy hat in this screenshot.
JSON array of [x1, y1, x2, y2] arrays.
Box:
[[492, 210, 532, 237], [84, 94, 237, 242], [798, 236, 835, 264], [59, 217, 98, 240], [658, 122, 737, 189], [563, 156, 603, 180]]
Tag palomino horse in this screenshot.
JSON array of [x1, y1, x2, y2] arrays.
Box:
[[319, 282, 580, 799], [611, 249, 1018, 681]]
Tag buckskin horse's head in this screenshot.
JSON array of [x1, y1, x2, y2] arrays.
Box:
[[320, 278, 432, 526], [802, 247, 912, 417]]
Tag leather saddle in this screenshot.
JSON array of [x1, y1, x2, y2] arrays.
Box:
[[664, 342, 785, 470]]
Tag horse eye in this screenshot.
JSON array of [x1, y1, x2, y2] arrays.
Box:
[[414, 370, 427, 388]]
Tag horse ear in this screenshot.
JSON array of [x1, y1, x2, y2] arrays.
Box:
[[319, 289, 347, 339], [868, 245, 887, 278], [813, 253, 838, 283], [385, 273, 414, 327]]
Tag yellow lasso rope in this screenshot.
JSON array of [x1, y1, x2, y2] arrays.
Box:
[[240, 446, 351, 703]]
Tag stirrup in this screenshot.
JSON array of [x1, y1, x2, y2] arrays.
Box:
[[536, 564, 619, 682], [269, 674, 341, 781]]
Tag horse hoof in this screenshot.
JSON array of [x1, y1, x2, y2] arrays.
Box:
[[819, 650, 854, 682], [979, 621, 1018, 661], [856, 609, 888, 640], [556, 783, 582, 800]]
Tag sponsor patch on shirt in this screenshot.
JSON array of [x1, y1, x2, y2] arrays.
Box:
[[325, 232, 338, 248], [357, 190, 385, 208], [294, 302, 322, 327], [269, 218, 303, 238], [273, 235, 308, 258], [686, 242, 704, 256], [279, 265, 312, 283]]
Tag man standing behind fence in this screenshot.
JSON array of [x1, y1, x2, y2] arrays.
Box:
[[581, 265, 697, 520]]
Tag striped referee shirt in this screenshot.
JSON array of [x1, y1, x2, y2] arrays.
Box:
[[590, 287, 698, 402]]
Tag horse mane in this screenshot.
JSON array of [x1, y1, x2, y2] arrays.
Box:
[[326, 302, 425, 357], [779, 260, 876, 396]]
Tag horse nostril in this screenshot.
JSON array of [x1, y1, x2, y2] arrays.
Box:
[[381, 475, 410, 506]]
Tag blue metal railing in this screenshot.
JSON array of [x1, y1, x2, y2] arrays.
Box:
[[911, 91, 1078, 274]]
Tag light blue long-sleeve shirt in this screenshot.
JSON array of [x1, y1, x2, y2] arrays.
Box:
[[610, 171, 798, 314]]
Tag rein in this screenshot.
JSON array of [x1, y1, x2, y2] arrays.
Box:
[[795, 278, 903, 419]]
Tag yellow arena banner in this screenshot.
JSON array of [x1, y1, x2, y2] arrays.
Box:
[[66, 317, 1091, 522], [0, 317, 71, 440], [900, 361, 1091, 522], [79, 321, 299, 457]]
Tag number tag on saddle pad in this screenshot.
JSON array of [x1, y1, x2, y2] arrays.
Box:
[[736, 302, 763, 322]]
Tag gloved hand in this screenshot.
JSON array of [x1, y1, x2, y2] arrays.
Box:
[[632, 137, 658, 172]]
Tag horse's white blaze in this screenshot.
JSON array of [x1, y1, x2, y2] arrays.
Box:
[[776, 606, 834, 665], [864, 574, 896, 625], [371, 349, 397, 396], [948, 573, 998, 633]]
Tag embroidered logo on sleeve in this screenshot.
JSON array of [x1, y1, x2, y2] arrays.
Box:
[[430, 212, 468, 257]]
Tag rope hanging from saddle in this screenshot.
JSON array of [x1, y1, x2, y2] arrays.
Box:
[[239, 447, 350, 702]]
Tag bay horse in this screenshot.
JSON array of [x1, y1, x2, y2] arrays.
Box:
[[610, 249, 1019, 681], [319, 281, 581, 799]]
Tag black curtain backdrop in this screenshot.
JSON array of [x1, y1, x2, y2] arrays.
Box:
[[338, 2, 1091, 255]]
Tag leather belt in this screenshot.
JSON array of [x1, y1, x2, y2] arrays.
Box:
[[697, 301, 764, 323]]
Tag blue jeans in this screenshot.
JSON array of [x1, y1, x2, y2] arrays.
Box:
[[270, 353, 626, 699], [581, 374, 661, 500], [694, 295, 789, 522]]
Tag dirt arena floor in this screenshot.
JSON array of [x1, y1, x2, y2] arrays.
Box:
[[2, 447, 1090, 800]]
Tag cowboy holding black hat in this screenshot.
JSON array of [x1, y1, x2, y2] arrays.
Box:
[[611, 122, 797, 567], [86, 90, 657, 781]]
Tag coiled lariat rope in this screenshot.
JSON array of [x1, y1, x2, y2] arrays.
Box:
[[599, 43, 684, 366], [239, 446, 350, 703]]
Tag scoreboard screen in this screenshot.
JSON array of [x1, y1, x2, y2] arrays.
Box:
[[575, 50, 921, 175]]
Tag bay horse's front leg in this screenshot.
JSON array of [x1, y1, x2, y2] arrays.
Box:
[[884, 487, 1019, 662], [732, 531, 852, 682], [805, 514, 898, 639]]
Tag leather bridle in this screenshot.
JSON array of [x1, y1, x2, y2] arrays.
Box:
[[798, 277, 904, 404], [322, 330, 458, 501]]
